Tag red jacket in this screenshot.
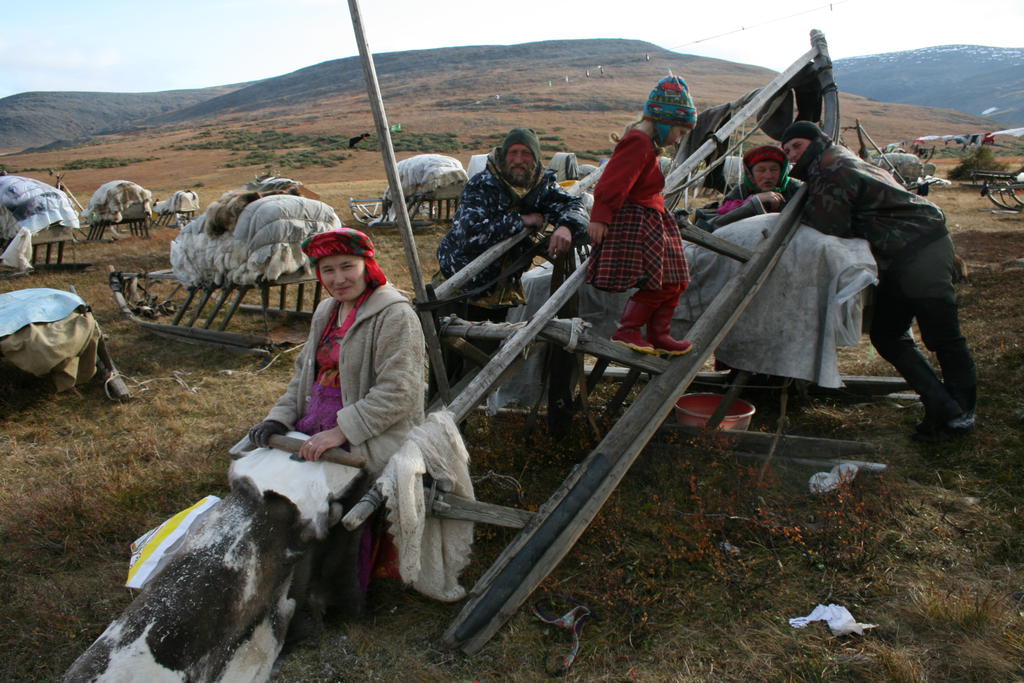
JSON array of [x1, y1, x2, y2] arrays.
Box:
[[591, 129, 665, 224]]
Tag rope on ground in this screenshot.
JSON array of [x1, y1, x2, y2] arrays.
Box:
[[532, 594, 598, 677], [471, 470, 525, 505], [110, 370, 207, 394]]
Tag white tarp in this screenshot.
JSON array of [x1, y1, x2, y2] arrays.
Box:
[[487, 214, 877, 412], [384, 154, 468, 205], [0, 175, 80, 236], [170, 194, 340, 288], [155, 190, 200, 215], [991, 127, 1024, 138], [675, 214, 877, 388]]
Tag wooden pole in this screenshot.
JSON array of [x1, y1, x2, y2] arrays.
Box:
[[432, 228, 533, 299], [347, 0, 451, 401], [445, 260, 589, 422]]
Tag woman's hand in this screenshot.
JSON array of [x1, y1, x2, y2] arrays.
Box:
[[756, 191, 784, 212], [588, 220, 607, 246], [298, 426, 347, 461]]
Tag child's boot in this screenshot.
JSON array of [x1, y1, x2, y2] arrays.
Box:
[[646, 302, 693, 355], [611, 300, 659, 354]]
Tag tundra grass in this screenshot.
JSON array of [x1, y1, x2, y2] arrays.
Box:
[[1, 185, 1022, 681]]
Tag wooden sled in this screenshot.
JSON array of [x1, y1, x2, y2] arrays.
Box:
[[0, 224, 91, 278], [409, 30, 851, 654], [153, 210, 197, 227], [86, 215, 152, 241], [983, 180, 1024, 212], [348, 192, 458, 229], [109, 267, 326, 356]]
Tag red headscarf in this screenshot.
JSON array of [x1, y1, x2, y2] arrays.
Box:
[[301, 227, 387, 289]]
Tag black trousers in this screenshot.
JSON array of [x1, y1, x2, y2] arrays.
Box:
[[869, 237, 976, 425]]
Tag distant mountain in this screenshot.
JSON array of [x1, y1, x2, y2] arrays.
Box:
[[0, 85, 250, 152], [0, 38, 1010, 155], [834, 45, 1024, 128], [0, 39, 763, 152]]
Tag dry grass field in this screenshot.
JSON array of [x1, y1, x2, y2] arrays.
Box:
[[2, 83, 1023, 680]]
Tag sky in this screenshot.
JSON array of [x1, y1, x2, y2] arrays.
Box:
[[2, 0, 1022, 99]]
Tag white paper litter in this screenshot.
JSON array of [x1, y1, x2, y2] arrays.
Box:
[[809, 463, 860, 494], [789, 603, 877, 635]]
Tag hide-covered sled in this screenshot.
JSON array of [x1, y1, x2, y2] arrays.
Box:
[[0, 175, 88, 274], [81, 180, 154, 240], [109, 190, 343, 355], [0, 288, 130, 400], [153, 189, 201, 226], [350, 153, 468, 228]]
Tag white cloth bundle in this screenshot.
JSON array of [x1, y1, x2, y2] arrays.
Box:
[[384, 154, 468, 201], [155, 190, 200, 215]]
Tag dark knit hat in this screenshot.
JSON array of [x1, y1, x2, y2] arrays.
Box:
[[643, 76, 697, 127], [781, 120, 824, 145], [500, 128, 542, 163]]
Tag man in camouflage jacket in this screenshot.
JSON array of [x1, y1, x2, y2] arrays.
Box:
[[436, 128, 588, 320], [782, 121, 976, 442]]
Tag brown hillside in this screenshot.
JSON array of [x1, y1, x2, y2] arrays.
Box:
[[0, 39, 1002, 210]]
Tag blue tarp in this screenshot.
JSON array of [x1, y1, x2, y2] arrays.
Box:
[[0, 288, 86, 337]]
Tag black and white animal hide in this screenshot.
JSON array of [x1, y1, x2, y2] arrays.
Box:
[[62, 477, 309, 683]]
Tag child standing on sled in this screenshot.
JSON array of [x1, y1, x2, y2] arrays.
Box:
[[587, 75, 696, 356]]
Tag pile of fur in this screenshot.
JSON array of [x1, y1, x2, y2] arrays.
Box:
[[0, 175, 80, 238], [170, 193, 340, 288], [81, 180, 152, 225]]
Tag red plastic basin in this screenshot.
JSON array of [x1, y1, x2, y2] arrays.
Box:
[[674, 392, 756, 431]]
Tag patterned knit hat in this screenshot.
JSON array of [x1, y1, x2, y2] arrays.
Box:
[[643, 76, 697, 127], [301, 227, 387, 288]]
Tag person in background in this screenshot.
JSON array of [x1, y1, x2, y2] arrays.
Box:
[[348, 132, 370, 149], [436, 127, 589, 322], [587, 75, 697, 356], [781, 120, 976, 442], [710, 144, 803, 229], [248, 226, 425, 641]]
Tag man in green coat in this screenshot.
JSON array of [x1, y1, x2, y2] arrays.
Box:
[[781, 121, 976, 442]]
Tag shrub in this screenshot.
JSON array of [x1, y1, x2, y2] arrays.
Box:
[[948, 146, 1007, 180]]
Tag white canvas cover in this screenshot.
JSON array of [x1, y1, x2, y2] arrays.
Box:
[[154, 190, 200, 215], [384, 154, 468, 201], [0, 175, 80, 236], [170, 194, 340, 288]]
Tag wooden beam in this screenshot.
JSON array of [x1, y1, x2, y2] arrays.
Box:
[[656, 423, 879, 457], [677, 223, 752, 262], [348, 0, 451, 402], [432, 229, 534, 300], [444, 260, 590, 423]]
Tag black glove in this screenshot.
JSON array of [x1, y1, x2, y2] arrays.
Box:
[[248, 420, 287, 447]]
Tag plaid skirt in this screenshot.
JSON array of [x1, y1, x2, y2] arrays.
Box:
[[587, 204, 689, 292]]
